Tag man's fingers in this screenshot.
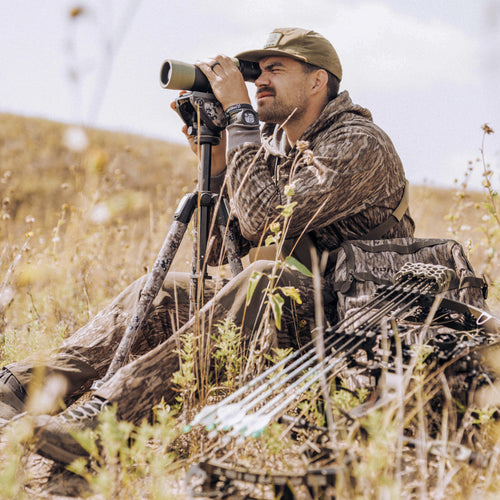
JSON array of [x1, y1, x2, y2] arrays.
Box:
[[197, 55, 234, 78], [196, 60, 217, 84], [195, 55, 251, 112]]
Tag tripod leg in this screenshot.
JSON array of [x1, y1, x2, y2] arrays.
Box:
[[216, 196, 243, 277], [189, 192, 244, 316], [219, 224, 243, 276], [189, 192, 214, 317], [93, 194, 197, 388]]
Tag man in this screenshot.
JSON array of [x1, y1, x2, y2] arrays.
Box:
[[0, 28, 414, 464]]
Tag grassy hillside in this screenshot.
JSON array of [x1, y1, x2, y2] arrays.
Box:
[[0, 113, 200, 359], [0, 113, 499, 498], [0, 111, 498, 361]]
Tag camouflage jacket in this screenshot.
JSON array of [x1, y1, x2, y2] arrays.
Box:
[[209, 91, 415, 271]]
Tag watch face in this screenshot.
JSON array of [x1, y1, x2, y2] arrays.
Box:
[[242, 110, 258, 125]]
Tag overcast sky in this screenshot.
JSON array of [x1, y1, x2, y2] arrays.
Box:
[[1, 0, 499, 187]]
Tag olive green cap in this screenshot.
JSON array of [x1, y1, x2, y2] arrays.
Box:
[[236, 27, 342, 81]]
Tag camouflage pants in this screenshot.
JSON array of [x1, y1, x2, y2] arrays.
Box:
[[7, 261, 321, 423]]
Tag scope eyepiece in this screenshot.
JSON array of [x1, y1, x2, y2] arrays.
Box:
[[160, 58, 261, 92]]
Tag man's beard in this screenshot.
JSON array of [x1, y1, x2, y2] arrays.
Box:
[[256, 87, 308, 124]]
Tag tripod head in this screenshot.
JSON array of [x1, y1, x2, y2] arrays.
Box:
[[175, 91, 226, 146]]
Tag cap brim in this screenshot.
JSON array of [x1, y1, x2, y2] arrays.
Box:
[[235, 48, 308, 64]]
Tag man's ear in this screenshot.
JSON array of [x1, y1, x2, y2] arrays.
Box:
[[310, 69, 328, 95]]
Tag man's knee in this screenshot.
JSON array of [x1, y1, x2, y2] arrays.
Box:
[[112, 272, 191, 311], [155, 271, 191, 308]]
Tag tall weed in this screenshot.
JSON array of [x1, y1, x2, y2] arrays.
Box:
[[446, 124, 499, 307]]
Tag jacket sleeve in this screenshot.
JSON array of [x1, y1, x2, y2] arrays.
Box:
[[226, 123, 406, 243]]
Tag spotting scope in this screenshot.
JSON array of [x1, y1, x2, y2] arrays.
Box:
[[160, 59, 261, 92]]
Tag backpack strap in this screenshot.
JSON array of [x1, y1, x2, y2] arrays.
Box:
[[458, 276, 489, 299], [326, 181, 410, 271], [362, 180, 410, 240], [249, 181, 410, 272]]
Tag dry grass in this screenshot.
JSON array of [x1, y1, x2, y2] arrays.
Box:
[[0, 112, 499, 498], [0, 113, 198, 362]]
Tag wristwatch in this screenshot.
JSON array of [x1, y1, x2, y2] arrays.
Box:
[[225, 104, 259, 127], [238, 108, 259, 126]]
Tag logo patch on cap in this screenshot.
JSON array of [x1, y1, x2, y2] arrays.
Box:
[[263, 32, 283, 48]]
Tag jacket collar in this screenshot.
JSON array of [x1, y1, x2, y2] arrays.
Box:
[[260, 91, 373, 156]]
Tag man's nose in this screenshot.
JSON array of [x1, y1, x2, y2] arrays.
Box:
[[255, 71, 269, 87]]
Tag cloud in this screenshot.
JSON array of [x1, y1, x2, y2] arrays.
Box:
[[332, 2, 480, 90], [190, 0, 480, 91]]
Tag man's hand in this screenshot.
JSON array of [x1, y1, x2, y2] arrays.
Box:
[[196, 55, 252, 110], [170, 101, 227, 176], [171, 55, 251, 177]]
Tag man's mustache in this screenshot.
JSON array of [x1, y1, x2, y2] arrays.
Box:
[[256, 87, 275, 98]]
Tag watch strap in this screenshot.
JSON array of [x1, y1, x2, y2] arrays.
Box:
[[225, 103, 253, 118]]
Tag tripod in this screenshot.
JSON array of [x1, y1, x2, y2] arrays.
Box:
[[92, 92, 243, 388]]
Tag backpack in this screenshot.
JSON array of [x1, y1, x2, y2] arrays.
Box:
[[329, 237, 488, 321]]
